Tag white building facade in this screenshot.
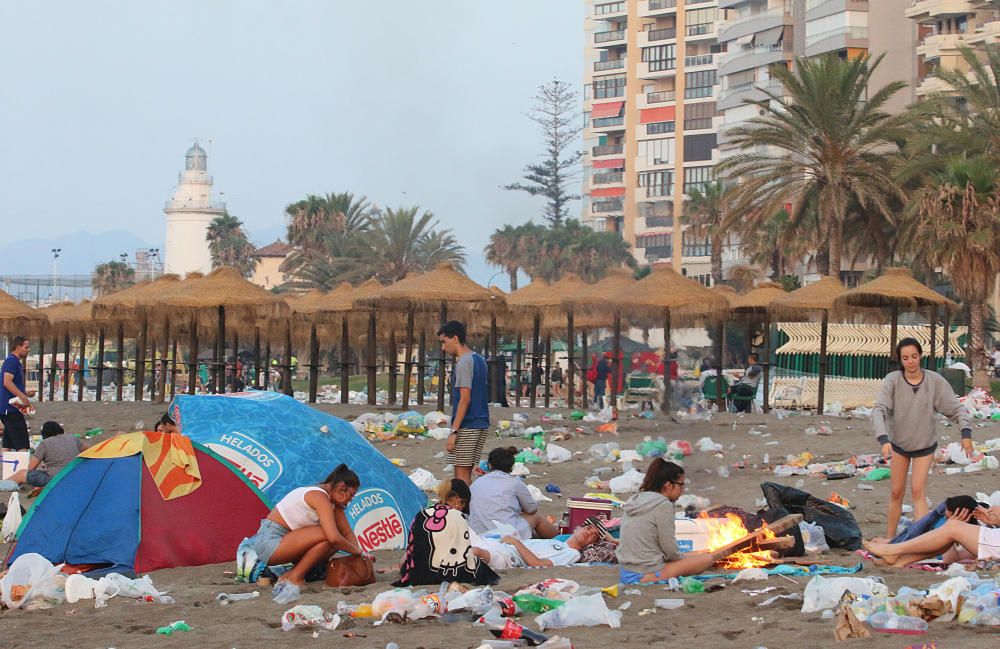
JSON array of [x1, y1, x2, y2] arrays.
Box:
[[163, 143, 226, 276]]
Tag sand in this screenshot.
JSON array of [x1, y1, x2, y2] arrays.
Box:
[[2, 399, 999, 649]]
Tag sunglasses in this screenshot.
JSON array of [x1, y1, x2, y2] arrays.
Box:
[[670, 480, 686, 487]]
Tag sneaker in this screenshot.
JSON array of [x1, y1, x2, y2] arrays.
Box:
[[235, 541, 259, 584]]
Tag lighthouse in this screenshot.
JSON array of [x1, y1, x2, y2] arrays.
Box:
[[163, 143, 226, 276]]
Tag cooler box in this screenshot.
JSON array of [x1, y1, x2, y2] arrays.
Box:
[[564, 497, 614, 532], [675, 517, 728, 554]]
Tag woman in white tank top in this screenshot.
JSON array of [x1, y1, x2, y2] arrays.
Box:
[[240, 464, 365, 593]]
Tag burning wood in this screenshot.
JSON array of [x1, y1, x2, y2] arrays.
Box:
[[698, 513, 803, 569]]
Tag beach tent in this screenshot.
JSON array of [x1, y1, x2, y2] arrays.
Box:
[[9, 432, 270, 574], [169, 391, 427, 552]]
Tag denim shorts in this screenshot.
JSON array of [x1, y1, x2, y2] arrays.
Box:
[[26, 470, 51, 488], [620, 567, 660, 584], [245, 519, 289, 566]]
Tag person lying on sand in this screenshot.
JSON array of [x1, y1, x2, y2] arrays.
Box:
[[470, 516, 612, 570], [864, 505, 1000, 567], [616, 459, 716, 584], [237, 464, 367, 595]]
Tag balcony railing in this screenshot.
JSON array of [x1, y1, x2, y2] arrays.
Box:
[[595, 1, 626, 15], [593, 171, 624, 184], [684, 54, 715, 66], [647, 90, 676, 103], [687, 23, 713, 36], [592, 199, 624, 213], [720, 78, 784, 100], [594, 59, 626, 71], [593, 116, 625, 128], [648, 0, 677, 10], [648, 27, 677, 41], [164, 200, 226, 211], [592, 143, 624, 156], [595, 29, 626, 43], [805, 25, 869, 47]]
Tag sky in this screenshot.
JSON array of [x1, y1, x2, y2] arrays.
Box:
[[0, 1, 585, 287]]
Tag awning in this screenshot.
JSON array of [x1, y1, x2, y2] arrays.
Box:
[[640, 106, 675, 124], [591, 101, 625, 119], [591, 187, 625, 197], [592, 158, 625, 169], [756, 26, 784, 46]]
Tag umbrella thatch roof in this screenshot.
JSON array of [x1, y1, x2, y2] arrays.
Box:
[[561, 268, 637, 315], [834, 267, 958, 313], [92, 275, 183, 321], [42, 300, 94, 337], [730, 281, 788, 315], [153, 267, 289, 321], [770, 276, 848, 317], [0, 288, 48, 333], [618, 267, 728, 319], [291, 287, 348, 322], [356, 263, 504, 314]]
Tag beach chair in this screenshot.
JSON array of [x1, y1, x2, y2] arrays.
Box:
[[623, 373, 659, 410], [700, 374, 729, 411]]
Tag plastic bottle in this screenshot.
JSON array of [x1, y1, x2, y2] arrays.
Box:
[[867, 611, 928, 634], [217, 591, 260, 605], [681, 577, 705, 594], [486, 616, 549, 646], [410, 593, 446, 620], [493, 591, 521, 617]]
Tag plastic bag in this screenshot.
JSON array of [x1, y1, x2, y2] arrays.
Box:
[[799, 521, 830, 554], [587, 442, 619, 462], [526, 483, 553, 503], [447, 587, 495, 616], [281, 605, 341, 631], [372, 588, 424, 618], [608, 469, 645, 494], [696, 437, 722, 452], [801, 576, 888, 613], [2, 491, 22, 542], [0, 553, 65, 610], [535, 593, 622, 630], [546, 444, 571, 464], [424, 411, 450, 430], [408, 468, 439, 491], [394, 411, 426, 435], [99, 573, 170, 601], [761, 482, 862, 550]]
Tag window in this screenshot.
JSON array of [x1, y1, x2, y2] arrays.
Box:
[[639, 170, 674, 196], [685, 7, 717, 34], [594, 74, 626, 99], [683, 133, 717, 162], [684, 101, 716, 130], [638, 138, 675, 166], [685, 70, 716, 98], [642, 44, 676, 72], [595, 1, 625, 15], [593, 115, 625, 127], [683, 166, 713, 194], [682, 231, 710, 257], [646, 121, 676, 135]]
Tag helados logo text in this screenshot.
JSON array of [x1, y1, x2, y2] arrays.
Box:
[[346, 488, 407, 552], [205, 431, 283, 491]]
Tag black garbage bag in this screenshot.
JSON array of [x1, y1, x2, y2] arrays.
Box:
[[757, 505, 805, 557], [760, 482, 862, 550]]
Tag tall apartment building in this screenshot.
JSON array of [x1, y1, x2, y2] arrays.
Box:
[[908, 0, 1000, 98], [582, 0, 724, 284]]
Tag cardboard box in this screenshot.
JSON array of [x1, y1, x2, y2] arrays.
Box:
[[1, 451, 30, 480]]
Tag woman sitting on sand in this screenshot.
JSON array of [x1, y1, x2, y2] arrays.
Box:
[[468, 446, 559, 540], [872, 337, 973, 539], [865, 505, 1000, 567], [616, 459, 716, 583], [237, 464, 366, 596]]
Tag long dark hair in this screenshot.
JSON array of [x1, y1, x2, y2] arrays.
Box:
[[323, 463, 360, 489], [896, 337, 923, 358], [640, 458, 684, 493]]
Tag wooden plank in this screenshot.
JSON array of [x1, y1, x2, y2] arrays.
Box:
[[756, 536, 795, 552], [708, 514, 803, 561]]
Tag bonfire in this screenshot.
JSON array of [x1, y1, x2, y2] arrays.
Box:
[[699, 512, 778, 570]]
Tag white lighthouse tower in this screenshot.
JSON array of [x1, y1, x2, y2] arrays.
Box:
[[163, 142, 226, 276]]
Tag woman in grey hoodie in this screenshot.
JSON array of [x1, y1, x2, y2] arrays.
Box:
[[615, 459, 716, 583], [872, 337, 973, 539]]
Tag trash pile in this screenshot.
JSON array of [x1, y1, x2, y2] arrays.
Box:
[[960, 388, 1000, 420], [351, 410, 451, 441]]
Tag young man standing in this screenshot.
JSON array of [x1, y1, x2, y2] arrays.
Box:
[[1, 336, 35, 451], [438, 320, 489, 486]]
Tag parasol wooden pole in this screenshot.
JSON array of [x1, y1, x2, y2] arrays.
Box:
[[188, 317, 198, 395], [136, 318, 148, 402], [403, 309, 415, 407], [231, 329, 239, 394], [308, 323, 319, 403], [62, 333, 70, 402], [567, 308, 575, 409], [158, 320, 170, 402], [283, 320, 293, 396], [417, 329, 426, 405], [76, 334, 86, 402], [264, 338, 271, 391], [488, 315, 498, 404], [817, 310, 829, 415], [95, 328, 105, 402], [340, 316, 350, 404], [37, 338, 45, 403], [544, 332, 552, 408], [169, 337, 178, 400], [942, 309, 952, 366], [514, 332, 522, 408], [388, 331, 398, 406], [253, 327, 262, 390], [530, 313, 541, 408], [437, 303, 448, 412], [714, 321, 725, 412], [366, 311, 377, 405], [928, 305, 938, 371], [115, 324, 124, 401], [48, 335, 57, 402], [215, 306, 226, 394], [581, 328, 589, 409], [611, 310, 622, 409], [661, 308, 672, 413], [889, 303, 899, 371], [762, 312, 771, 414]]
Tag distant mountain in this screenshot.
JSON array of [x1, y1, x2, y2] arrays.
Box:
[[0, 231, 157, 276]]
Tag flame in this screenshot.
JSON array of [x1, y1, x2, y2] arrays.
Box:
[[698, 512, 776, 569]]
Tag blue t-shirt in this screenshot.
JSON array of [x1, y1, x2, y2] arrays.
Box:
[[0, 353, 25, 415], [451, 351, 489, 430]]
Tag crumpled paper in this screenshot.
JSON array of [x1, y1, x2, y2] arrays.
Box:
[[834, 594, 870, 642]]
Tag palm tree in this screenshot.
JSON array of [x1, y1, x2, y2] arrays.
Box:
[[485, 224, 524, 290], [684, 180, 728, 285], [284, 192, 371, 252], [370, 206, 466, 283], [717, 54, 909, 280], [91, 260, 135, 296], [206, 212, 259, 277], [905, 156, 1000, 388]]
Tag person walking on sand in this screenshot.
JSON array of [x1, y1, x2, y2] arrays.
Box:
[[1, 336, 35, 451], [873, 337, 973, 539], [438, 320, 489, 486]]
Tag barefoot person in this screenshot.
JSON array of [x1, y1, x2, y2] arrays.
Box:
[[438, 320, 489, 486], [468, 446, 559, 540], [865, 505, 1000, 567], [237, 464, 365, 594], [873, 337, 972, 538], [616, 459, 716, 583], [471, 517, 610, 570]]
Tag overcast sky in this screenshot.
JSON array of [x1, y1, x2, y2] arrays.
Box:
[[0, 1, 584, 286]]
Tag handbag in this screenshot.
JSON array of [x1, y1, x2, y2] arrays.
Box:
[[325, 554, 375, 587]]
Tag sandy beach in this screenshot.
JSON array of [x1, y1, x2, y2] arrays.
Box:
[[2, 399, 998, 649]]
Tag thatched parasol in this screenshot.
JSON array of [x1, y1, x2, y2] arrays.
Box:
[[619, 267, 730, 412], [507, 280, 560, 409], [0, 288, 48, 335], [835, 267, 958, 369], [42, 300, 94, 402]]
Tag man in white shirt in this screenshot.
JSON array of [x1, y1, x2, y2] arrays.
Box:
[[470, 517, 612, 570]]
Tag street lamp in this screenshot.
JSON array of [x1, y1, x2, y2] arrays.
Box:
[[148, 248, 160, 280], [51, 248, 61, 301]]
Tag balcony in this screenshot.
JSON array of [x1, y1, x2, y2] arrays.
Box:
[[804, 26, 869, 57], [917, 32, 967, 59], [686, 22, 717, 39], [594, 58, 626, 72], [593, 1, 627, 18], [719, 0, 752, 7], [593, 171, 625, 185], [638, 60, 678, 80], [718, 78, 785, 110], [719, 42, 792, 76], [719, 3, 792, 42], [966, 18, 1000, 44], [905, 0, 976, 21], [641, 0, 677, 17], [805, 0, 869, 21], [592, 199, 624, 213], [684, 53, 716, 67], [592, 143, 624, 156], [648, 27, 678, 41], [646, 90, 677, 103], [594, 29, 627, 45]]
